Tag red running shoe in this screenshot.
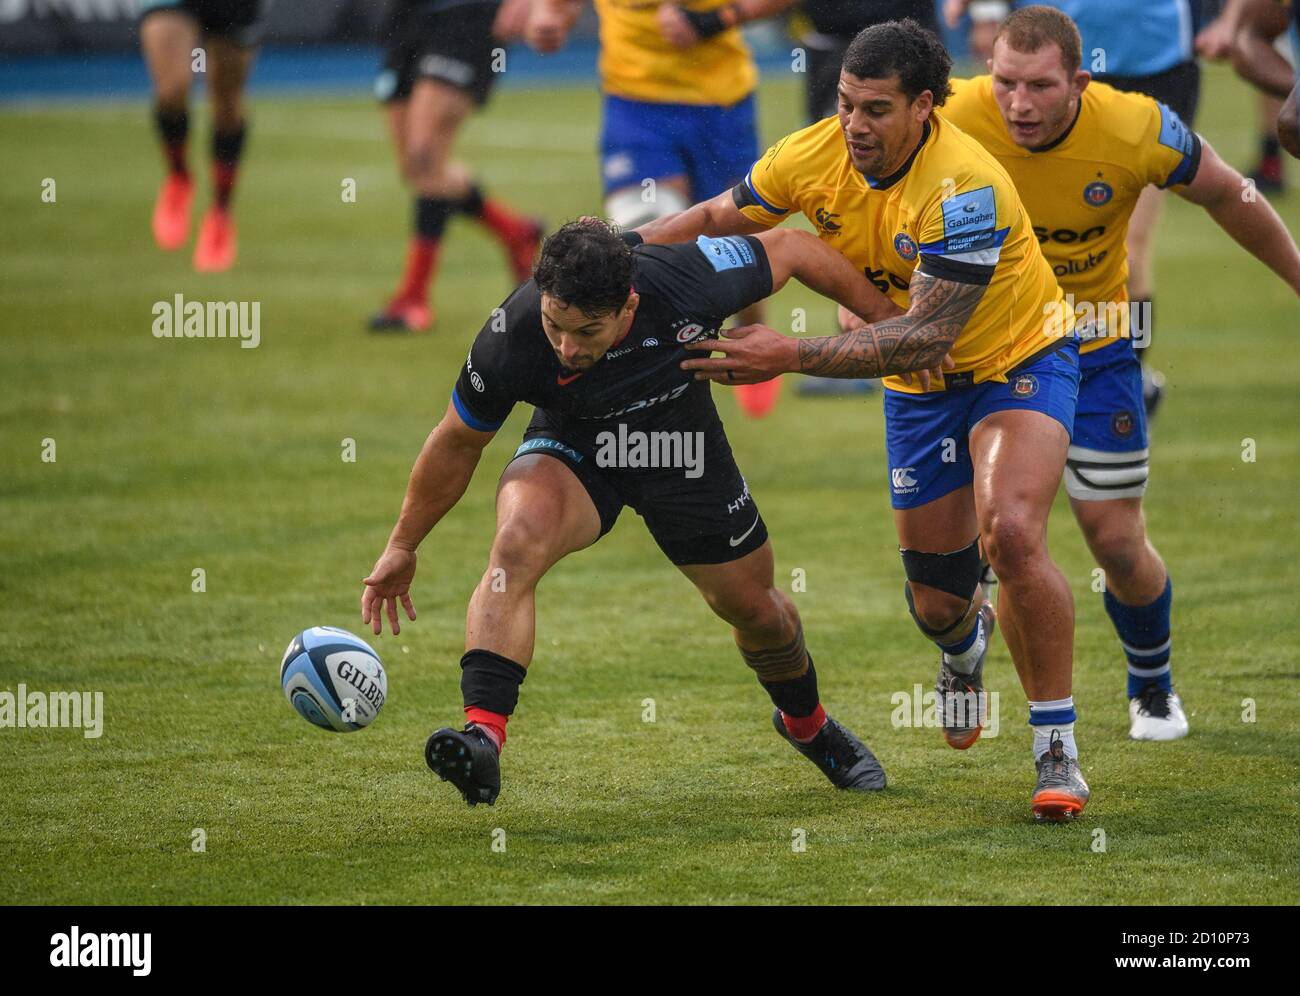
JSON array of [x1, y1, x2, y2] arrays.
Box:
[[151, 173, 193, 251], [193, 207, 237, 273]]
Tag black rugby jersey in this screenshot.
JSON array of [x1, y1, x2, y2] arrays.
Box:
[[451, 235, 772, 449]]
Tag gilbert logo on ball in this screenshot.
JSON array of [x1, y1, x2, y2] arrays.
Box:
[[280, 626, 387, 732]]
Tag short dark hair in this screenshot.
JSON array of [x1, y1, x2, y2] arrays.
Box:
[[997, 5, 1082, 75], [842, 18, 953, 107], [533, 219, 635, 318]]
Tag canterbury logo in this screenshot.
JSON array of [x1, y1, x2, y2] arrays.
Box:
[[891, 467, 917, 489], [815, 207, 841, 232]]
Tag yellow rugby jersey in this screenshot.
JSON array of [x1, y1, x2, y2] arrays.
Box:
[[944, 76, 1201, 353], [595, 0, 755, 106], [734, 111, 1070, 393]]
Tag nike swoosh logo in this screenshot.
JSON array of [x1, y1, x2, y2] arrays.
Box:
[[556, 372, 583, 386], [729, 513, 760, 547]]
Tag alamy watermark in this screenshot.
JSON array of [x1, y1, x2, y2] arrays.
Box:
[[890, 683, 1000, 738], [1, 684, 103, 739], [152, 294, 260, 349], [1042, 294, 1152, 348], [595, 424, 704, 478]]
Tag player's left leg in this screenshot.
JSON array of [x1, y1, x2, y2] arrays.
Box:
[[968, 344, 1087, 821], [139, 6, 199, 251], [636, 428, 884, 791], [193, 33, 257, 272], [1071, 498, 1186, 739], [1065, 342, 1187, 740], [678, 541, 886, 792]]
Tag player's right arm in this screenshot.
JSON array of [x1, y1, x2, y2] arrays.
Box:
[[362, 405, 497, 636], [363, 301, 525, 635]]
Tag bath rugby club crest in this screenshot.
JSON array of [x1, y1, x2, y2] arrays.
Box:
[[1084, 180, 1113, 206], [894, 232, 918, 261], [1011, 373, 1040, 398]]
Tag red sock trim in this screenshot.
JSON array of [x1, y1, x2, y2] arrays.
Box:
[[465, 707, 507, 752], [478, 198, 530, 243], [396, 236, 439, 303], [782, 703, 827, 743]]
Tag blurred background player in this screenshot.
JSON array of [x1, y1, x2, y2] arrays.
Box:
[[1197, 0, 1291, 191], [796, 0, 941, 397], [360, 220, 903, 805], [943, 5, 1300, 741], [139, 0, 265, 272], [1230, 1, 1300, 159], [370, 0, 543, 333], [946, 0, 1208, 419], [525, 0, 799, 416]]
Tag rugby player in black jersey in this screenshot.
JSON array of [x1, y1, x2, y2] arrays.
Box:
[[370, 0, 542, 332], [360, 219, 941, 806]]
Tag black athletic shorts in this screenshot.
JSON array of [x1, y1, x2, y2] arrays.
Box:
[[139, 0, 266, 48], [375, 1, 502, 107], [507, 411, 769, 567], [1094, 59, 1201, 128]]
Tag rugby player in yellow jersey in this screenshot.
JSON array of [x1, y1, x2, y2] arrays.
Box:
[[944, 6, 1300, 741], [525, 0, 798, 417], [638, 18, 1093, 822]]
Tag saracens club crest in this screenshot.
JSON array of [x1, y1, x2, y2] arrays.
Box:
[[894, 232, 918, 261], [1083, 180, 1113, 206], [1011, 373, 1040, 398]]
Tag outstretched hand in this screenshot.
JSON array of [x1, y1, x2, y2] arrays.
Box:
[[361, 546, 418, 636]]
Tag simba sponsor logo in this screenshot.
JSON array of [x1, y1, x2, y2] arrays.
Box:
[[0, 684, 102, 739], [50, 927, 151, 976], [595, 424, 704, 478], [152, 294, 260, 349]]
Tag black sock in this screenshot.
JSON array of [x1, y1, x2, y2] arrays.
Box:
[[460, 649, 527, 715], [212, 122, 247, 166], [415, 196, 456, 241], [759, 655, 821, 718], [459, 183, 486, 217], [1262, 135, 1280, 159], [155, 106, 189, 175]]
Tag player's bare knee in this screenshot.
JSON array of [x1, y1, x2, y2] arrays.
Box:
[[982, 514, 1041, 581], [909, 585, 968, 634], [706, 586, 780, 636], [487, 516, 555, 589]]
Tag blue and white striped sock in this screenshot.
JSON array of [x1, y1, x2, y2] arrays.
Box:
[[1029, 697, 1077, 759], [1104, 577, 1173, 697], [938, 613, 986, 675]]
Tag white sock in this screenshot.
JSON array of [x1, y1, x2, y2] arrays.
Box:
[[942, 614, 986, 675], [1032, 721, 1077, 760]]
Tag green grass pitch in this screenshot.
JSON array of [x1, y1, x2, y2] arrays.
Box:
[[1, 63, 1297, 905]]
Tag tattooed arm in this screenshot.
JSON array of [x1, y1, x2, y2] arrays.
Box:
[[795, 271, 987, 378]]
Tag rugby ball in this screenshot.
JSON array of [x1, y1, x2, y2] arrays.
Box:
[[280, 626, 387, 732]]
